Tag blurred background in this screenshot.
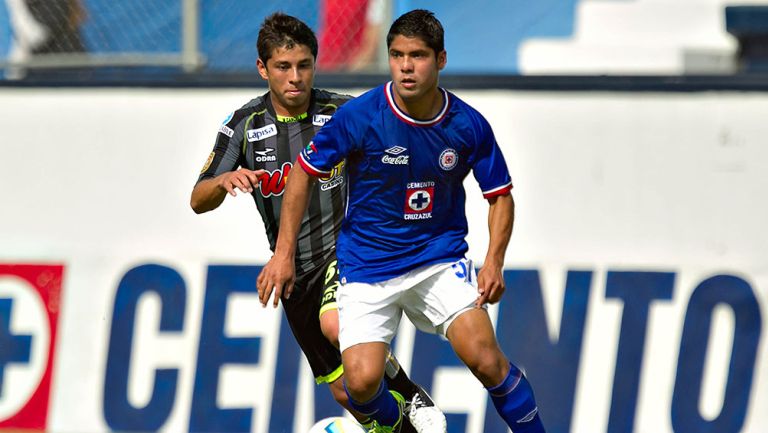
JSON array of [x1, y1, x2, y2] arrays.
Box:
[[2, 0, 768, 82], [1, 2, 767, 433]]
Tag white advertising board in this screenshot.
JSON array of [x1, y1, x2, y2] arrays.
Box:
[[0, 87, 765, 433]]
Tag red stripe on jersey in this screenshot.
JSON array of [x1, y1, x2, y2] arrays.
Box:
[[483, 182, 513, 199], [298, 153, 331, 177]]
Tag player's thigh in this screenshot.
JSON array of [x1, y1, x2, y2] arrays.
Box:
[[282, 263, 343, 383], [319, 308, 339, 348]]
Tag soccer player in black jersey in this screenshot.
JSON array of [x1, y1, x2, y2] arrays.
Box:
[[190, 12, 445, 433]]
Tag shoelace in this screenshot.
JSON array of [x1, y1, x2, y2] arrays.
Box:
[[411, 393, 426, 409]]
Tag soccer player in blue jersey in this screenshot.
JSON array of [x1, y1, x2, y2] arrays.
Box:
[[258, 9, 546, 433]]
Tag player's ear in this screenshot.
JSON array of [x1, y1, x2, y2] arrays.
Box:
[[257, 58, 269, 79], [437, 50, 447, 70]]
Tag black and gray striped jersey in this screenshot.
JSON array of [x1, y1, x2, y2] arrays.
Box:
[[197, 89, 352, 274]]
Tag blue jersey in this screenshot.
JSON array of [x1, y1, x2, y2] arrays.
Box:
[[299, 82, 512, 283]]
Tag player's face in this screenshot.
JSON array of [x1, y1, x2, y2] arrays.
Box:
[[257, 44, 315, 116], [388, 35, 446, 104]]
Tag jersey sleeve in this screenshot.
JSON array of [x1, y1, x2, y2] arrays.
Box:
[[471, 115, 513, 199], [298, 105, 359, 177], [196, 111, 247, 184]]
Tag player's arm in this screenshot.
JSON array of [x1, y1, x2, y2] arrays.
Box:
[[190, 168, 264, 214], [257, 165, 317, 307], [476, 192, 514, 307]]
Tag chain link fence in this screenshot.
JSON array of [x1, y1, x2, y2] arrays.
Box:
[[2, 0, 756, 81], [0, 0, 393, 80]]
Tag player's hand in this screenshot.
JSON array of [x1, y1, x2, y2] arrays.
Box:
[[475, 261, 505, 307], [218, 168, 265, 196], [257, 254, 295, 308]]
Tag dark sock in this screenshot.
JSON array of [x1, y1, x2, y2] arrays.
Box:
[[384, 352, 420, 399]]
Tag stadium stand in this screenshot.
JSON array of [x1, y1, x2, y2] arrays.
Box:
[[519, 0, 768, 75]]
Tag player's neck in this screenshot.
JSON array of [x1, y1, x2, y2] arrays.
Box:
[[270, 95, 311, 120], [273, 105, 309, 119], [395, 87, 443, 120]]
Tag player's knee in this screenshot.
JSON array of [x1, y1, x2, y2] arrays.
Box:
[[466, 348, 509, 387], [342, 366, 382, 400], [343, 376, 380, 401]]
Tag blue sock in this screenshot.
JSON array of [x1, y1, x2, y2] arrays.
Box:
[[487, 363, 546, 433], [344, 380, 401, 428]]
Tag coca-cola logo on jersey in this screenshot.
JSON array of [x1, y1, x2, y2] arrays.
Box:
[[382, 154, 409, 165], [258, 162, 292, 197]]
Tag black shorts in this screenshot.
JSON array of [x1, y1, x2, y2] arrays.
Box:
[[281, 252, 342, 384]]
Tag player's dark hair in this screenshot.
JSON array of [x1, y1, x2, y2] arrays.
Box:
[[386, 9, 444, 55], [257, 12, 318, 64]]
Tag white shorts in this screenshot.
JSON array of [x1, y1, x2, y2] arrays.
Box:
[[337, 258, 485, 352]]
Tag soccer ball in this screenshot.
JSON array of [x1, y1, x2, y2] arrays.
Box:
[[308, 416, 366, 433]]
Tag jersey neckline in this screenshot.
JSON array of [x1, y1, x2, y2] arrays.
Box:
[[384, 81, 449, 127], [276, 112, 308, 123]]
